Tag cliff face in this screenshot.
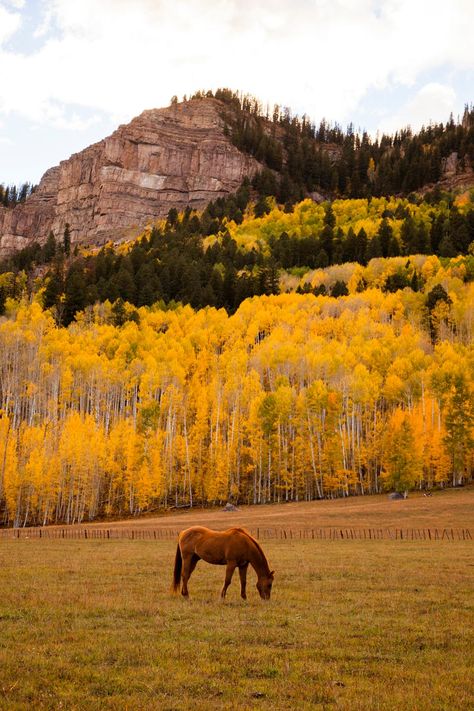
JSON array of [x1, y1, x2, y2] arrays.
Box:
[[0, 99, 261, 256]]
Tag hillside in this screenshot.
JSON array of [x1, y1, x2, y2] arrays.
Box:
[[0, 98, 262, 257], [1, 189, 473, 325], [1, 90, 473, 258], [1, 91, 474, 528], [0, 256, 473, 526]]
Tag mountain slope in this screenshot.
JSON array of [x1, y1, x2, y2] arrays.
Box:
[[0, 99, 262, 256], [1, 91, 473, 258]]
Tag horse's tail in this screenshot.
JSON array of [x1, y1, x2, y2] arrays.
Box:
[[172, 542, 182, 593]]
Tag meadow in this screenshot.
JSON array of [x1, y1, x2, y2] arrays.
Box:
[[1, 492, 473, 710], [95, 486, 474, 531]]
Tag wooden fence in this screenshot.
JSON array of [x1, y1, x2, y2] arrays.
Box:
[[0, 526, 472, 541]]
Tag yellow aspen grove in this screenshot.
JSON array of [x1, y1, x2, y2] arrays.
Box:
[[0, 262, 472, 525], [381, 409, 424, 494]]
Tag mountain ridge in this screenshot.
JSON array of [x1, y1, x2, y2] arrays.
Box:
[[0, 98, 263, 257], [1, 91, 473, 257]]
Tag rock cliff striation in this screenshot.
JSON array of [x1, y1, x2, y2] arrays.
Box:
[[0, 99, 262, 256]]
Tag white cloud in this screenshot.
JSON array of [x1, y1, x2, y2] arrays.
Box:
[[0, 0, 473, 132], [3, 0, 25, 9], [378, 83, 459, 135], [0, 3, 21, 44]]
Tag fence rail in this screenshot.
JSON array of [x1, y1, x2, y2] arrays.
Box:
[[0, 526, 472, 542]]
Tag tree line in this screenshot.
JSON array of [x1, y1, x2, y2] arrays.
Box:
[[190, 88, 474, 201], [0, 182, 36, 207], [1, 188, 474, 326], [0, 262, 472, 526]]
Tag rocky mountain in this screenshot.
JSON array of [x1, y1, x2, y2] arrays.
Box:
[[0, 99, 263, 257], [1, 92, 473, 259]]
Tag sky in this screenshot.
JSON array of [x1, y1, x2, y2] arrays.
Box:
[[0, 0, 473, 186]]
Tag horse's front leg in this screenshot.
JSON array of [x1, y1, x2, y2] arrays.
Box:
[[181, 554, 199, 597], [221, 561, 237, 599], [239, 563, 249, 600]]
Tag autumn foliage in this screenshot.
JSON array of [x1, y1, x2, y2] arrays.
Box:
[[0, 249, 473, 526]]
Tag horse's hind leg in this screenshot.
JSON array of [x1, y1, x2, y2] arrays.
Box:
[[181, 553, 199, 597], [221, 561, 237, 599], [239, 563, 249, 600]]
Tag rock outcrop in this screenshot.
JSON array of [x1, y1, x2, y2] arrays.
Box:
[[0, 99, 262, 256]]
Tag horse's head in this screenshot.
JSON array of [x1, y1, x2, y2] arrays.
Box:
[[257, 571, 274, 600]]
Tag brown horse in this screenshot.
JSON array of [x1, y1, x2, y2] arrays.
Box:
[[172, 526, 274, 600]]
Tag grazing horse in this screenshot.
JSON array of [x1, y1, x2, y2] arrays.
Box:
[[172, 526, 274, 600]]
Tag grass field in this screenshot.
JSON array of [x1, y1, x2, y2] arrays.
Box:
[[86, 486, 474, 532], [1, 532, 473, 710]]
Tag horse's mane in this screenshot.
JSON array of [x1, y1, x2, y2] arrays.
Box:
[[231, 527, 270, 570]]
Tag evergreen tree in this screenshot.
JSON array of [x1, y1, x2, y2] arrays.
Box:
[[426, 284, 452, 341], [63, 223, 71, 256], [254, 196, 270, 218], [167, 208, 179, 227], [378, 218, 393, 258], [111, 298, 127, 327], [430, 214, 446, 253], [332, 231, 344, 265], [64, 266, 87, 324], [400, 216, 417, 255], [43, 232, 57, 262], [43, 260, 64, 311], [323, 203, 336, 228], [388, 235, 400, 257], [366, 235, 382, 260], [343, 227, 358, 262], [415, 222, 431, 253], [114, 265, 136, 302], [330, 280, 349, 297], [315, 249, 329, 268], [439, 233, 457, 257], [355, 228, 368, 265], [320, 225, 334, 263], [384, 270, 410, 292]]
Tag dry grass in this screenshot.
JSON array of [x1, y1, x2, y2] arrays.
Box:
[[0, 535, 473, 710], [90, 485, 474, 532]]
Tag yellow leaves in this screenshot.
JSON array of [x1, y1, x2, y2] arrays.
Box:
[[326, 468, 359, 494], [367, 157, 376, 183], [59, 414, 106, 476], [351, 363, 381, 405], [430, 427, 451, 484], [347, 265, 365, 294], [454, 190, 470, 207], [1, 253, 473, 522], [383, 374, 406, 403], [430, 300, 455, 343], [421, 255, 442, 281], [306, 380, 328, 413], [382, 408, 424, 492], [0, 416, 18, 514]]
